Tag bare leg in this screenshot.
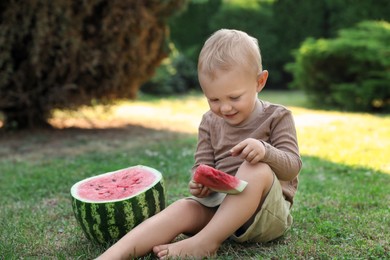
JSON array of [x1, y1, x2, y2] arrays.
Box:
[[97, 199, 216, 259], [153, 162, 274, 259]]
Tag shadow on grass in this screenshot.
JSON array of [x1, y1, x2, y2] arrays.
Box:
[[0, 124, 194, 163]]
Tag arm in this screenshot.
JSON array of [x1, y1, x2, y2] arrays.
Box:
[[190, 114, 215, 197], [230, 109, 301, 181], [192, 114, 215, 172]]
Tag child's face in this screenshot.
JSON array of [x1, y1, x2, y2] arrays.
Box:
[[199, 67, 267, 126]]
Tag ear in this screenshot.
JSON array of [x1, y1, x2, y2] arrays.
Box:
[[256, 70, 268, 93]]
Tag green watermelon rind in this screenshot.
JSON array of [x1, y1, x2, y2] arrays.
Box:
[[209, 180, 248, 194], [70, 165, 166, 245], [193, 164, 248, 195]]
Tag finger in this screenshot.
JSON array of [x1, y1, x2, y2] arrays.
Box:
[[230, 141, 246, 156], [249, 154, 261, 164], [246, 150, 257, 160], [199, 186, 210, 197], [191, 187, 204, 197], [205, 189, 213, 197], [189, 188, 198, 196], [189, 183, 200, 192], [239, 146, 253, 159], [189, 180, 202, 189]]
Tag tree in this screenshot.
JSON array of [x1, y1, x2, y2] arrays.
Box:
[[0, 0, 186, 129]]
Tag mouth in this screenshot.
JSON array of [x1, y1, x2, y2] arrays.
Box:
[[223, 112, 238, 119]]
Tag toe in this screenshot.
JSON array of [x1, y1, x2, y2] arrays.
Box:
[[153, 245, 169, 259]]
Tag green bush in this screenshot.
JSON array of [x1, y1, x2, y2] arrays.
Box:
[[141, 50, 199, 96], [287, 21, 390, 112]]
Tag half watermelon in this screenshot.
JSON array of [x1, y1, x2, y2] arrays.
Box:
[[193, 164, 248, 194], [70, 165, 165, 244]]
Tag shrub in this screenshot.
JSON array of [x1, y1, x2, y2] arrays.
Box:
[[287, 21, 390, 112], [141, 50, 199, 96], [0, 0, 185, 129]]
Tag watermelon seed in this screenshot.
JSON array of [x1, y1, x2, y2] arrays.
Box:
[[112, 179, 116, 182]]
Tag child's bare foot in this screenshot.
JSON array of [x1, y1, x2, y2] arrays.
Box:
[[153, 237, 219, 259]]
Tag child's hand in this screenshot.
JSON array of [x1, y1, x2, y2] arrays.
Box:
[[230, 138, 265, 164], [189, 180, 212, 198]]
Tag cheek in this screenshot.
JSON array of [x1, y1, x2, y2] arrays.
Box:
[[233, 100, 247, 110], [235, 97, 254, 112], [208, 102, 220, 114]]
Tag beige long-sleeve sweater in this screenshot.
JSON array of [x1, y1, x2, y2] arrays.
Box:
[[192, 99, 302, 205]]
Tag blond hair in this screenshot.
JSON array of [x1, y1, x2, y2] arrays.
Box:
[[198, 29, 262, 79]]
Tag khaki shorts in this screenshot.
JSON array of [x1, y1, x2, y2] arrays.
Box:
[[231, 176, 292, 243], [189, 175, 292, 243]]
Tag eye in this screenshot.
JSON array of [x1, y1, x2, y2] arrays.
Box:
[[230, 96, 241, 101], [208, 98, 219, 102]]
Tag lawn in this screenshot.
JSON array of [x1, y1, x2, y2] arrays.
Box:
[[0, 90, 389, 259]]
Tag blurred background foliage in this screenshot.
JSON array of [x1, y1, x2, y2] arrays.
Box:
[[0, 0, 186, 129], [154, 0, 389, 95], [1, 0, 389, 129]]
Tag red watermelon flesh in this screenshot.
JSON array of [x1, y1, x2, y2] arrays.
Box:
[[76, 168, 156, 201], [193, 164, 248, 194]]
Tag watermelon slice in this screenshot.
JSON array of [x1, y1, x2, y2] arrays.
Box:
[[193, 164, 248, 194], [70, 165, 165, 244]]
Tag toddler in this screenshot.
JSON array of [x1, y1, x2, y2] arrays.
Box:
[[98, 28, 302, 259]]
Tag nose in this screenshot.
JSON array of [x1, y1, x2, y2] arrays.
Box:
[[220, 102, 232, 113]]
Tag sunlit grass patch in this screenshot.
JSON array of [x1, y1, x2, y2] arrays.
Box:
[[50, 93, 208, 133], [296, 111, 390, 173]]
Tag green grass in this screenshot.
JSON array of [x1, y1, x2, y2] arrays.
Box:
[[0, 137, 196, 259], [1, 90, 389, 259]]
